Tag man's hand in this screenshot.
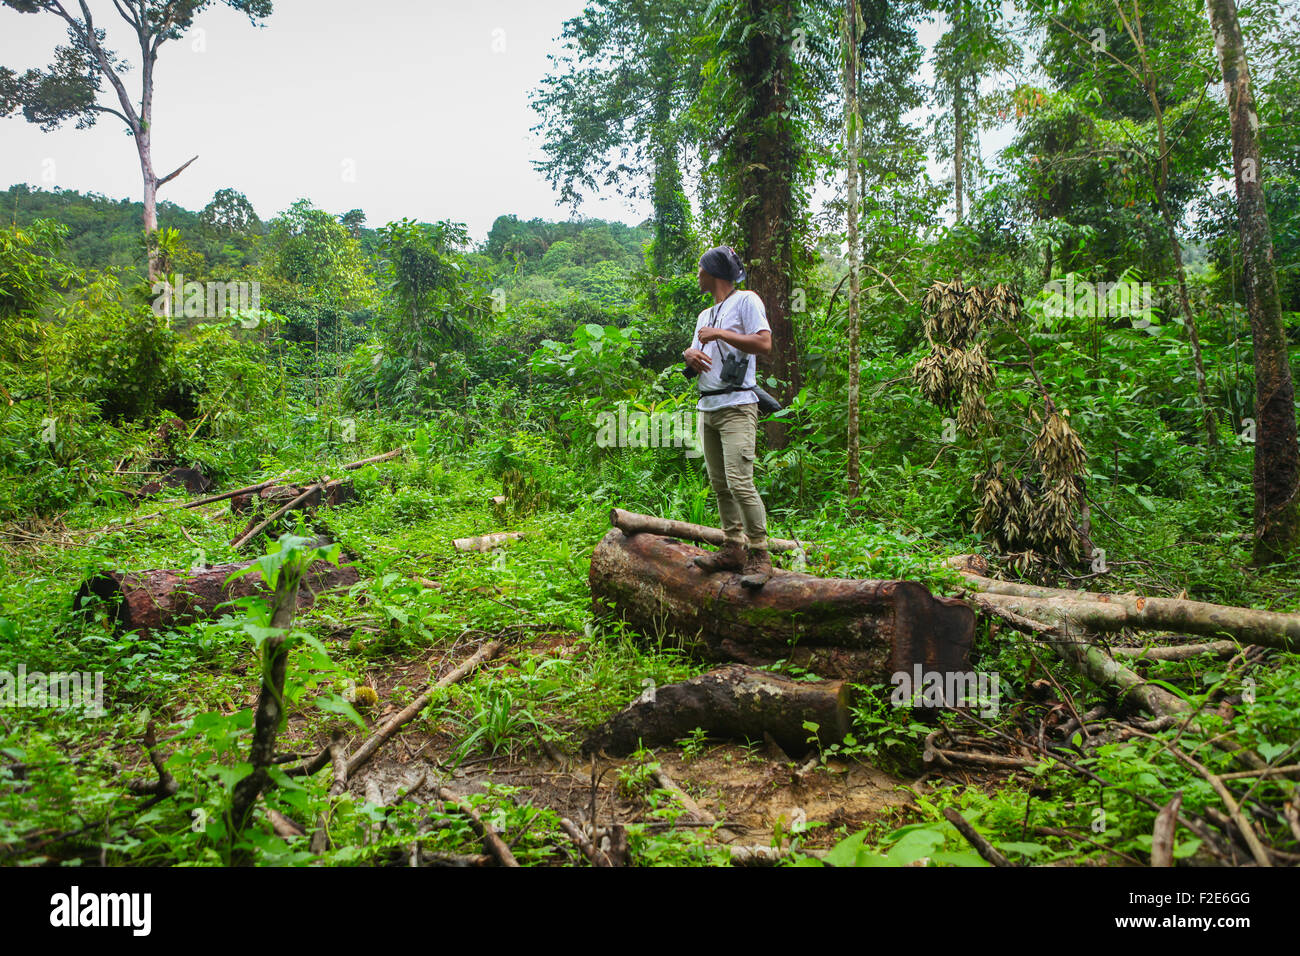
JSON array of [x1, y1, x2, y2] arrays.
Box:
[[683, 347, 712, 373]]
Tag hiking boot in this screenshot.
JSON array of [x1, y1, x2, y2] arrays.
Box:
[[740, 548, 772, 589], [693, 541, 747, 573]]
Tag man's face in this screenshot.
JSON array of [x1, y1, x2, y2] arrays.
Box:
[[697, 266, 712, 294]]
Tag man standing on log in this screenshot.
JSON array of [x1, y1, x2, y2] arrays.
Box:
[[682, 246, 773, 588]]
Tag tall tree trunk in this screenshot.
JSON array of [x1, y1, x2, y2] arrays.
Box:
[[953, 72, 965, 224], [1115, 4, 1218, 445], [735, 0, 803, 449], [140, 141, 162, 281], [138, 17, 159, 280], [1206, 0, 1300, 565], [1154, 187, 1217, 445], [845, 0, 862, 499], [649, 71, 674, 312]]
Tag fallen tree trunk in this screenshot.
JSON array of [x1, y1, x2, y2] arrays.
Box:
[[610, 508, 811, 554], [589, 529, 974, 682], [969, 587, 1298, 653], [75, 550, 359, 634], [583, 663, 850, 757]]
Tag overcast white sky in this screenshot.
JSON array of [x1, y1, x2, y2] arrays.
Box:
[[0, 0, 969, 244]]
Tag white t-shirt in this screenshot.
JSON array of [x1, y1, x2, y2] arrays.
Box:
[[690, 289, 771, 412]]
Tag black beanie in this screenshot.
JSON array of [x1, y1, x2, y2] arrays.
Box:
[[699, 245, 746, 283]]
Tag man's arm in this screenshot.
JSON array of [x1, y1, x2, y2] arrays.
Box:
[[698, 326, 772, 355]]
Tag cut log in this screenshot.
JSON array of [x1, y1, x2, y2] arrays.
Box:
[[610, 507, 811, 554], [583, 663, 850, 757], [589, 529, 974, 683], [74, 550, 360, 634]]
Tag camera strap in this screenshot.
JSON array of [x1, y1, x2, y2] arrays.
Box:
[[703, 288, 746, 366]]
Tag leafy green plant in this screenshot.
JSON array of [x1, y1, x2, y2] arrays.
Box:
[[677, 726, 709, 763], [442, 683, 553, 766]]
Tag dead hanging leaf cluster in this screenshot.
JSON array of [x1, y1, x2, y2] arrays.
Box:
[[912, 280, 1021, 436], [910, 279, 1089, 577], [501, 466, 549, 517], [974, 408, 1089, 576]]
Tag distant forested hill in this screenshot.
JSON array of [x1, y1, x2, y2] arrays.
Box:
[[1, 183, 265, 278], [2, 185, 654, 305]]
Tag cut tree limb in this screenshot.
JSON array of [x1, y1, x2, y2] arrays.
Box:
[[1110, 641, 1241, 661], [1127, 728, 1271, 867], [559, 817, 613, 867], [124, 720, 178, 797], [610, 507, 811, 553], [231, 477, 355, 516], [590, 528, 974, 683], [583, 663, 850, 758], [652, 766, 711, 823], [230, 480, 330, 550], [123, 448, 402, 525], [1150, 793, 1183, 867], [645, 766, 739, 843], [437, 787, 519, 867], [345, 640, 503, 778], [727, 844, 828, 865], [309, 731, 349, 855], [942, 807, 1013, 867], [964, 577, 1298, 652], [454, 532, 524, 552], [926, 747, 1038, 771]]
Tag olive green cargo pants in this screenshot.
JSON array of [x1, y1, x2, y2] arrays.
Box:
[[700, 402, 768, 551]]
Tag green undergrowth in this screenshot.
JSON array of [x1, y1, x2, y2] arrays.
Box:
[[2, 406, 1299, 867]]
